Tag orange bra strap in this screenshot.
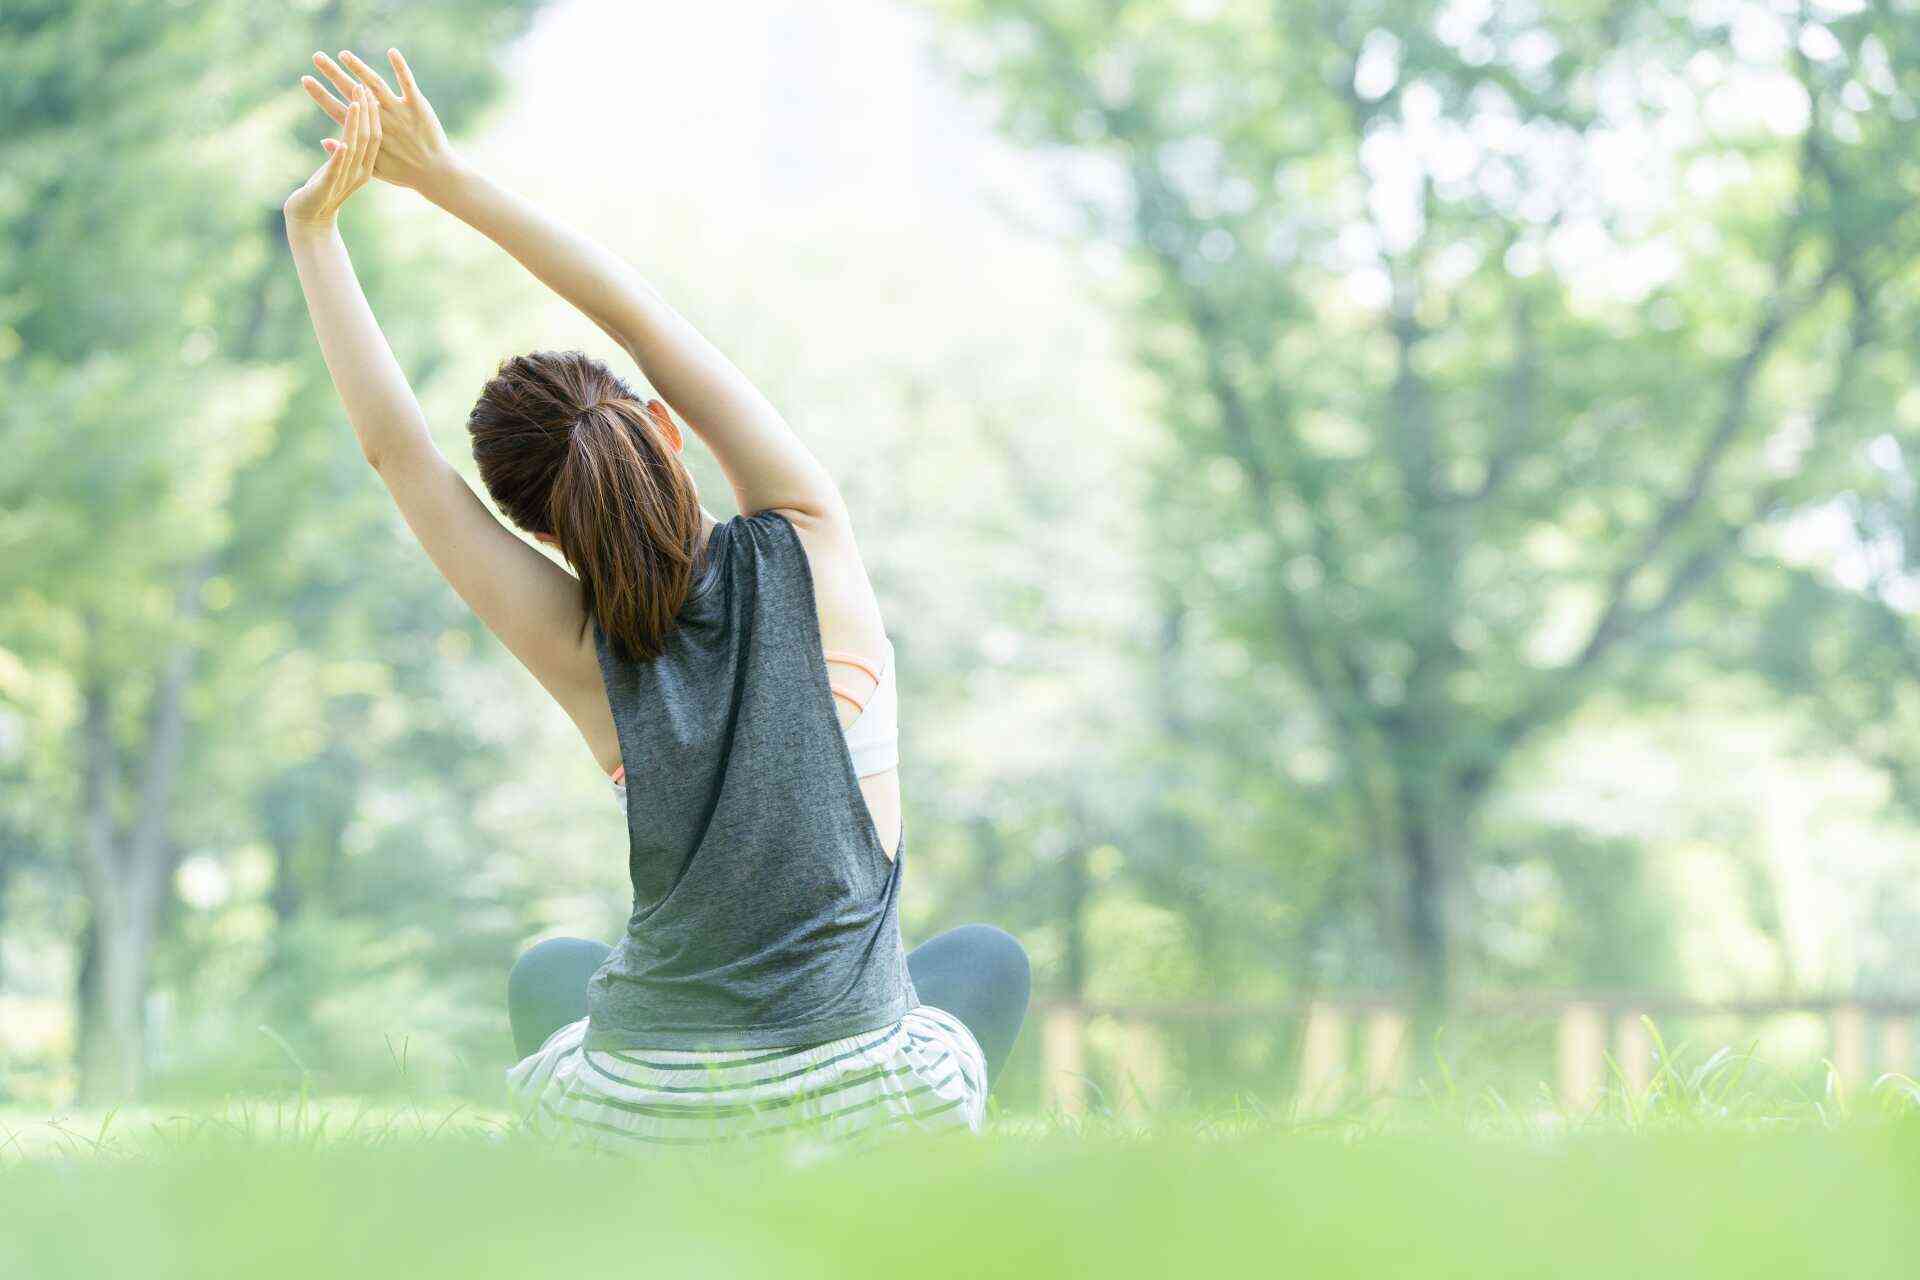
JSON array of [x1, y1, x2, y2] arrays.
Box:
[[823, 649, 884, 683], [830, 682, 870, 713], [610, 764, 626, 785]]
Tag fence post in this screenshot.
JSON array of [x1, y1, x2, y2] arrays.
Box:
[[1042, 1006, 1087, 1116], [1116, 1018, 1165, 1119], [1364, 1008, 1408, 1096], [1298, 1001, 1349, 1113], [1832, 1003, 1868, 1094], [1883, 1015, 1915, 1079], [1557, 1003, 1606, 1108], [1614, 1010, 1653, 1095]]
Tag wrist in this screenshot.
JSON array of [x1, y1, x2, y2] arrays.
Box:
[[417, 152, 478, 207], [284, 213, 340, 246]]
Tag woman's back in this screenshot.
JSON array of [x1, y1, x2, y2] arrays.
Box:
[[585, 509, 917, 1051], [601, 509, 904, 863]]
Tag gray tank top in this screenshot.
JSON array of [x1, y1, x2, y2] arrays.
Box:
[[582, 509, 918, 1051]]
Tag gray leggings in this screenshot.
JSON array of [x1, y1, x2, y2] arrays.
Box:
[[508, 923, 1031, 1090]]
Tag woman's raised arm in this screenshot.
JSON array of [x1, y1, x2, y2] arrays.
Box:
[[284, 79, 602, 720], [308, 49, 847, 530]]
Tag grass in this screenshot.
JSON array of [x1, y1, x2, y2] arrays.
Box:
[[4, 1030, 1920, 1278]]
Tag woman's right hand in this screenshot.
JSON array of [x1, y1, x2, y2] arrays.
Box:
[[303, 48, 458, 195]]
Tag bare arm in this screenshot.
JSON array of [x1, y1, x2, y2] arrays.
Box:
[[309, 49, 846, 529], [283, 79, 601, 716]]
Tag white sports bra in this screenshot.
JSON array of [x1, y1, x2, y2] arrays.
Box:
[[609, 635, 898, 805]]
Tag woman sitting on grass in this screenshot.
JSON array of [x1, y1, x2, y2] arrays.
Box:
[[283, 47, 1029, 1147]]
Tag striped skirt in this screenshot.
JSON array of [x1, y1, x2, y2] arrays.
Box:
[[503, 1004, 988, 1150]]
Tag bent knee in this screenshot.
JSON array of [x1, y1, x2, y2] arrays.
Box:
[[508, 936, 608, 998], [954, 923, 1030, 996]]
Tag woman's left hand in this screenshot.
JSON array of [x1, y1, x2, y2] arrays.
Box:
[[283, 81, 381, 233]]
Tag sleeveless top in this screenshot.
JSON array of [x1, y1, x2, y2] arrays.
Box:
[[583, 509, 919, 1051], [607, 631, 898, 805]]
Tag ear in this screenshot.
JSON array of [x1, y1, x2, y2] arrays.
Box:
[[644, 398, 685, 454]]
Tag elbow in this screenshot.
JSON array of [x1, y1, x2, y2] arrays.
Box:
[[356, 425, 419, 474], [361, 433, 442, 480]]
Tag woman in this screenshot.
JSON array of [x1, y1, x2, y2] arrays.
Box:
[[284, 48, 1029, 1147]]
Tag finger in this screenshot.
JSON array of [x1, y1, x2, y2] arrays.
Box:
[[359, 86, 379, 180], [337, 49, 401, 105], [352, 92, 376, 183], [306, 136, 346, 192], [311, 51, 359, 102], [350, 88, 369, 172], [333, 97, 360, 196], [387, 47, 421, 101], [365, 81, 383, 153], [301, 74, 347, 124], [319, 103, 343, 202]]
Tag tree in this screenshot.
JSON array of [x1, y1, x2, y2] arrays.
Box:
[[933, 0, 1920, 1011], [0, 0, 543, 1100]]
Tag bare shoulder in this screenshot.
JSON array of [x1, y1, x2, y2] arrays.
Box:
[[765, 504, 888, 652]]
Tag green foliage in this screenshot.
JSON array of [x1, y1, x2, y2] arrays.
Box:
[[12, 0, 1920, 1112], [0, 0, 546, 1100], [929, 0, 1920, 997]]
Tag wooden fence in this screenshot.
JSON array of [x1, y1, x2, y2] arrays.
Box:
[[1033, 996, 1920, 1115]]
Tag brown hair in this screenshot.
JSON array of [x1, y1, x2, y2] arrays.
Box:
[[466, 350, 704, 662]]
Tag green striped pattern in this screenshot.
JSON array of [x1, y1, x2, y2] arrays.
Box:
[[506, 1005, 985, 1149]]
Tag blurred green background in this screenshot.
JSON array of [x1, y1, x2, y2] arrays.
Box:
[[6, 0, 1920, 1118]]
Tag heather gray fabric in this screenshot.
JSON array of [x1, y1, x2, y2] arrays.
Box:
[[583, 509, 918, 1051]]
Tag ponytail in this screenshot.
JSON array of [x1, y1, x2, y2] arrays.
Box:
[[550, 397, 704, 661], [466, 350, 706, 663]]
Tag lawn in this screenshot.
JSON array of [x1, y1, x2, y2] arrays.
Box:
[[4, 1061, 1919, 1279]]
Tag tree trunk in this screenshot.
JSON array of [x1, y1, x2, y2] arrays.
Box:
[[79, 905, 154, 1103], [73, 563, 208, 1103], [75, 669, 136, 1103], [1399, 813, 1450, 1016], [1392, 769, 1459, 1048], [72, 917, 97, 1084], [268, 832, 303, 927], [1393, 770, 1501, 1069]]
